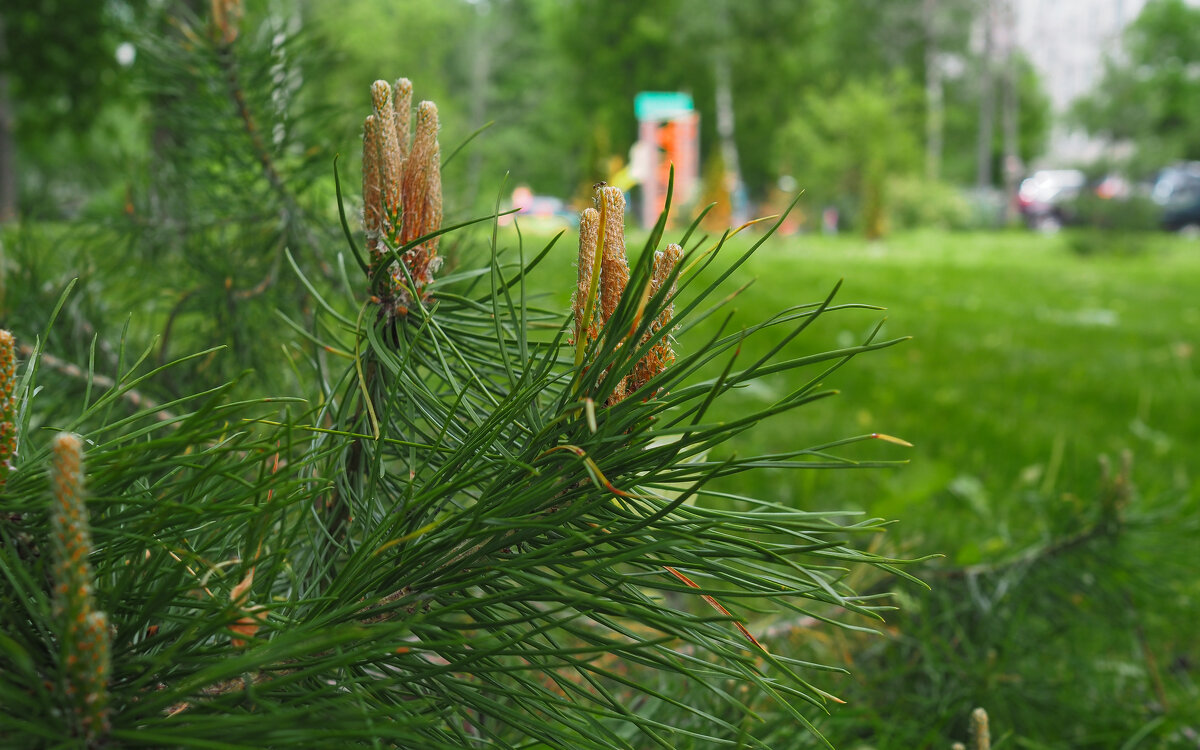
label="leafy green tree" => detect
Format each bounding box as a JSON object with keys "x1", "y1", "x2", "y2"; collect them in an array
[
  {"x1": 1073, "y1": 0, "x2": 1200, "y2": 166},
  {"x1": 941, "y1": 50, "x2": 1049, "y2": 187},
  {"x1": 0, "y1": 0, "x2": 144, "y2": 220},
  {"x1": 777, "y1": 76, "x2": 923, "y2": 238}
]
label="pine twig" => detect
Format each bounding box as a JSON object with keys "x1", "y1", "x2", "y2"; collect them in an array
[{"x1": 18, "y1": 344, "x2": 176, "y2": 422}]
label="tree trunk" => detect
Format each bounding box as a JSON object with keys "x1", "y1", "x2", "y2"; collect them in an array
[
  {"x1": 976, "y1": 0, "x2": 995, "y2": 190},
  {"x1": 999, "y1": 0, "x2": 1021, "y2": 223},
  {"x1": 924, "y1": 0, "x2": 944, "y2": 183},
  {"x1": 0, "y1": 12, "x2": 18, "y2": 223}
]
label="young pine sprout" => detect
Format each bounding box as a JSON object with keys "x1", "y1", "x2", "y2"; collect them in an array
[
  {"x1": 49, "y1": 433, "x2": 111, "y2": 745},
  {"x1": 0, "y1": 330, "x2": 16, "y2": 489},
  {"x1": 361, "y1": 78, "x2": 443, "y2": 315},
  {"x1": 572, "y1": 186, "x2": 681, "y2": 404}
]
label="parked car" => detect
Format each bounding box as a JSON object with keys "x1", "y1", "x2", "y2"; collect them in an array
[
  {"x1": 1017, "y1": 169, "x2": 1086, "y2": 231},
  {"x1": 1152, "y1": 163, "x2": 1200, "y2": 235}
]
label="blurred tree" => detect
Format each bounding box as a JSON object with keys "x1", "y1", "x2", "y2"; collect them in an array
[
  {"x1": 777, "y1": 75, "x2": 923, "y2": 238},
  {"x1": 1073, "y1": 0, "x2": 1200, "y2": 168},
  {"x1": 546, "y1": 0, "x2": 692, "y2": 201},
  {"x1": 296, "y1": 0, "x2": 1050, "y2": 212},
  {"x1": 0, "y1": 0, "x2": 143, "y2": 220},
  {"x1": 106, "y1": 0, "x2": 341, "y2": 395},
  {"x1": 941, "y1": 51, "x2": 1048, "y2": 187},
  {"x1": 1, "y1": 0, "x2": 1053, "y2": 225},
  {"x1": 456, "y1": 0, "x2": 581, "y2": 207}
]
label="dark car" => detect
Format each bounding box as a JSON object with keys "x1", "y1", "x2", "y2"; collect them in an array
[{"x1": 1153, "y1": 163, "x2": 1200, "y2": 235}]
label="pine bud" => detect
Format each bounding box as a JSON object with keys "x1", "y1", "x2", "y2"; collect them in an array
[
  {"x1": 401, "y1": 101, "x2": 440, "y2": 246},
  {"x1": 596, "y1": 186, "x2": 629, "y2": 327},
  {"x1": 362, "y1": 114, "x2": 384, "y2": 248},
  {"x1": 422, "y1": 138, "x2": 444, "y2": 257},
  {"x1": 371, "y1": 80, "x2": 404, "y2": 222},
  {"x1": 573, "y1": 209, "x2": 601, "y2": 345},
  {"x1": 399, "y1": 101, "x2": 442, "y2": 303},
  {"x1": 0, "y1": 330, "x2": 16, "y2": 488},
  {"x1": 392, "y1": 78, "x2": 413, "y2": 161},
  {"x1": 970, "y1": 707, "x2": 990, "y2": 750},
  {"x1": 593, "y1": 186, "x2": 630, "y2": 405},
  {"x1": 50, "y1": 433, "x2": 110, "y2": 743},
  {"x1": 630, "y1": 243, "x2": 682, "y2": 393}
]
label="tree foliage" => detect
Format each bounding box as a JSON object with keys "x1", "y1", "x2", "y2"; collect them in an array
[
  {"x1": 2, "y1": 0, "x2": 1056, "y2": 231},
  {"x1": 777, "y1": 76, "x2": 923, "y2": 238},
  {"x1": 1073, "y1": 0, "x2": 1200, "y2": 166}
]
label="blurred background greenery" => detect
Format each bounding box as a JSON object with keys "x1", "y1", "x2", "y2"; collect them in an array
[{"x1": 1, "y1": 0, "x2": 1198, "y2": 747}]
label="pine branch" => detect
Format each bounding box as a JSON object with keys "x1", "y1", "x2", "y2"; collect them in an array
[{"x1": 18, "y1": 343, "x2": 175, "y2": 422}]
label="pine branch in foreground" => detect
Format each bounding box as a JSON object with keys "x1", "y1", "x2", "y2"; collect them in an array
[
  {"x1": 274, "y1": 77, "x2": 917, "y2": 747},
  {"x1": 0, "y1": 67, "x2": 916, "y2": 749}
]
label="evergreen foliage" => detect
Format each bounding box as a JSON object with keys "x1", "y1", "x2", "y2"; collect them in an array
[
  {"x1": 0, "y1": 5, "x2": 915, "y2": 747},
  {"x1": 12, "y1": 3, "x2": 1192, "y2": 748}
]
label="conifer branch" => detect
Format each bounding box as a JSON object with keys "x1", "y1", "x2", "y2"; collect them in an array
[
  {"x1": 17, "y1": 343, "x2": 175, "y2": 422},
  {"x1": 203, "y1": 0, "x2": 326, "y2": 262}
]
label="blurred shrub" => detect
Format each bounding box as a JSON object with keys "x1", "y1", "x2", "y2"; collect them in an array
[
  {"x1": 825, "y1": 453, "x2": 1200, "y2": 747},
  {"x1": 1065, "y1": 193, "x2": 1162, "y2": 256},
  {"x1": 888, "y1": 176, "x2": 975, "y2": 231},
  {"x1": 1071, "y1": 193, "x2": 1161, "y2": 231}
]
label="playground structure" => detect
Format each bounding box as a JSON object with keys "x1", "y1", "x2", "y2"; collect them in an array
[{"x1": 633, "y1": 92, "x2": 700, "y2": 228}]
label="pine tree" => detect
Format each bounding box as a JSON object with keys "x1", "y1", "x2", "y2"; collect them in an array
[{"x1": 0, "y1": 3, "x2": 916, "y2": 747}]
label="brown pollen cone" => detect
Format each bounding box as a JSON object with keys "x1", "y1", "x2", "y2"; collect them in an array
[
  {"x1": 362, "y1": 115, "x2": 384, "y2": 252},
  {"x1": 0, "y1": 330, "x2": 16, "y2": 488},
  {"x1": 573, "y1": 208, "x2": 600, "y2": 345},
  {"x1": 630, "y1": 243, "x2": 682, "y2": 394},
  {"x1": 392, "y1": 78, "x2": 413, "y2": 161},
  {"x1": 371, "y1": 80, "x2": 404, "y2": 224},
  {"x1": 594, "y1": 186, "x2": 630, "y2": 404},
  {"x1": 50, "y1": 433, "x2": 111, "y2": 742},
  {"x1": 399, "y1": 101, "x2": 442, "y2": 301},
  {"x1": 596, "y1": 186, "x2": 629, "y2": 327}
]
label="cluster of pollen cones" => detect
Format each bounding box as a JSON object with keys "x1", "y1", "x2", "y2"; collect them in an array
[
  {"x1": 362, "y1": 78, "x2": 443, "y2": 313},
  {"x1": 573, "y1": 186, "x2": 682, "y2": 404}
]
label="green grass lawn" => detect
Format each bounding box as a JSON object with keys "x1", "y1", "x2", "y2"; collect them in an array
[
  {"x1": 510, "y1": 225, "x2": 1199, "y2": 563},
  {"x1": 507, "y1": 224, "x2": 1200, "y2": 745},
  {"x1": 698, "y1": 229, "x2": 1198, "y2": 560}
]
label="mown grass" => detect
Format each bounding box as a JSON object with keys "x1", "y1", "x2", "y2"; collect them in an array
[
  {"x1": 510, "y1": 225, "x2": 1199, "y2": 563},
  {"x1": 507, "y1": 223, "x2": 1200, "y2": 745}
]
